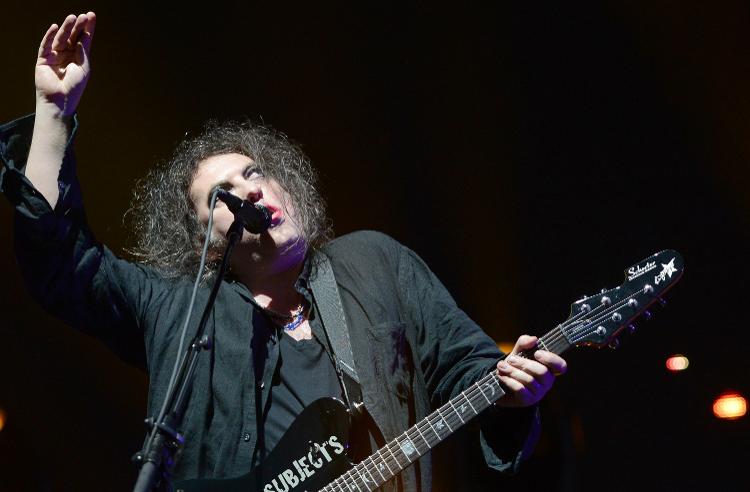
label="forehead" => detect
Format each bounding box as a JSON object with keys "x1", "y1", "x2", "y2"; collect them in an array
[{"x1": 190, "y1": 152, "x2": 254, "y2": 190}]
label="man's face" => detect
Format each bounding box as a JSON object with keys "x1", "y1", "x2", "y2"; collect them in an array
[{"x1": 189, "y1": 152, "x2": 305, "y2": 269}]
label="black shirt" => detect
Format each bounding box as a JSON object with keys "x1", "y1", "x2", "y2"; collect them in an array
[{"x1": 265, "y1": 333, "x2": 342, "y2": 454}]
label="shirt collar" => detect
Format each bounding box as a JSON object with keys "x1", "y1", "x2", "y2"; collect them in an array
[{"x1": 226, "y1": 251, "x2": 316, "y2": 303}]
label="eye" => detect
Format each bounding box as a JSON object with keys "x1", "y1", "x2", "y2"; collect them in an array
[{"x1": 244, "y1": 165, "x2": 262, "y2": 179}]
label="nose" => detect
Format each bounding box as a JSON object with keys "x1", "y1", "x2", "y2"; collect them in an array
[{"x1": 237, "y1": 180, "x2": 263, "y2": 204}]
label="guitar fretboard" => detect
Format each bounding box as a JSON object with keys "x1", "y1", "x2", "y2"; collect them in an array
[
  {"x1": 321, "y1": 324, "x2": 571, "y2": 492},
  {"x1": 321, "y1": 371, "x2": 504, "y2": 492}
]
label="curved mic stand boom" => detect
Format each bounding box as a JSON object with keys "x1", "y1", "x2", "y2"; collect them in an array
[{"x1": 131, "y1": 218, "x2": 245, "y2": 492}]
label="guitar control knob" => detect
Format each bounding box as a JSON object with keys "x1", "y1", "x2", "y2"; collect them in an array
[
  {"x1": 658, "y1": 298, "x2": 667, "y2": 306},
  {"x1": 608, "y1": 339, "x2": 620, "y2": 350},
  {"x1": 595, "y1": 326, "x2": 606, "y2": 336},
  {"x1": 611, "y1": 313, "x2": 622, "y2": 322},
  {"x1": 601, "y1": 296, "x2": 611, "y2": 306},
  {"x1": 644, "y1": 284, "x2": 654, "y2": 295},
  {"x1": 628, "y1": 299, "x2": 638, "y2": 308},
  {"x1": 628, "y1": 324, "x2": 636, "y2": 333},
  {"x1": 643, "y1": 310, "x2": 652, "y2": 320}
]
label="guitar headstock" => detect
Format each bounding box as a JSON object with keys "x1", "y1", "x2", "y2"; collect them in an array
[{"x1": 561, "y1": 250, "x2": 684, "y2": 349}]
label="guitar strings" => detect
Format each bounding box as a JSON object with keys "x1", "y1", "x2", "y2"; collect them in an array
[
  {"x1": 541, "y1": 286, "x2": 651, "y2": 351},
  {"x1": 326, "y1": 371, "x2": 503, "y2": 491},
  {"x1": 326, "y1": 286, "x2": 663, "y2": 491},
  {"x1": 327, "y1": 293, "x2": 647, "y2": 491},
  {"x1": 528, "y1": 287, "x2": 647, "y2": 353}
]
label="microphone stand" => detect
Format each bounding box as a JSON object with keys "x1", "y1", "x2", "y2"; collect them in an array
[{"x1": 131, "y1": 219, "x2": 245, "y2": 492}]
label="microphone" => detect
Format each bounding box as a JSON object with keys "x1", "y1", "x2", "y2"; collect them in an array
[{"x1": 214, "y1": 188, "x2": 272, "y2": 234}]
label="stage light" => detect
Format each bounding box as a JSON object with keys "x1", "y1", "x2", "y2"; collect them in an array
[
  {"x1": 665, "y1": 354, "x2": 689, "y2": 372},
  {"x1": 713, "y1": 392, "x2": 747, "y2": 420},
  {"x1": 0, "y1": 408, "x2": 5, "y2": 432},
  {"x1": 498, "y1": 342, "x2": 514, "y2": 354}
]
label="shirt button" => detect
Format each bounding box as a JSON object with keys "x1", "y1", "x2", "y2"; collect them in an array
[
  {"x1": 259, "y1": 382, "x2": 265, "y2": 389},
  {"x1": 243, "y1": 432, "x2": 251, "y2": 442}
]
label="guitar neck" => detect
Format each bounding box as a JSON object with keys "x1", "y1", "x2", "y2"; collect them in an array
[{"x1": 322, "y1": 327, "x2": 571, "y2": 491}]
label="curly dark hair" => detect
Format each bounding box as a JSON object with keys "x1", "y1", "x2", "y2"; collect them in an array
[{"x1": 124, "y1": 119, "x2": 333, "y2": 279}]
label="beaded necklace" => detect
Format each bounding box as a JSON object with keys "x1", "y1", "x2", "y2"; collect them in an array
[{"x1": 261, "y1": 303, "x2": 307, "y2": 331}]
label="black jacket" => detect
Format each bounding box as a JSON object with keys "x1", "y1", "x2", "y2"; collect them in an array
[{"x1": 0, "y1": 114, "x2": 540, "y2": 491}]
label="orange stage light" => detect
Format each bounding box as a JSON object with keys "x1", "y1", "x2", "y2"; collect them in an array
[
  {"x1": 498, "y1": 342, "x2": 514, "y2": 354},
  {"x1": 713, "y1": 392, "x2": 747, "y2": 420},
  {"x1": 0, "y1": 408, "x2": 5, "y2": 432}
]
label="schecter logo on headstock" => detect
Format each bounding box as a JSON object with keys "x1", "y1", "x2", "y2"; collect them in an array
[
  {"x1": 627, "y1": 261, "x2": 657, "y2": 280},
  {"x1": 654, "y1": 258, "x2": 677, "y2": 285}
]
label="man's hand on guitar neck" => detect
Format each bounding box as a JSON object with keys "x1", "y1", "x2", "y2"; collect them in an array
[{"x1": 494, "y1": 335, "x2": 567, "y2": 408}]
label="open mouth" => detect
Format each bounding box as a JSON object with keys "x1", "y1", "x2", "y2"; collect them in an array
[{"x1": 263, "y1": 204, "x2": 284, "y2": 227}]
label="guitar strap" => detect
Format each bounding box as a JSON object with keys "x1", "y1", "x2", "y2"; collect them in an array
[{"x1": 309, "y1": 253, "x2": 363, "y2": 410}]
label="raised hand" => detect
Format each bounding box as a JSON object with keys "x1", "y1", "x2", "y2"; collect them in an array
[{"x1": 35, "y1": 12, "x2": 96, "y2": 116}]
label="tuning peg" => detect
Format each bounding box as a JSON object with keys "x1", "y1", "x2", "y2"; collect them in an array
[
  {"x1": 658, "y1": 298, "x2": 667, "y2": 307},
  {"x1": 608, "y1": 339, "x2": 620, "y2": 350},
  {"x1": 643, "y1": 310, "x2": 652, "y2": 320},
  {"x1": 628, "y1": 324, "x2": 636, "y2": 334}
]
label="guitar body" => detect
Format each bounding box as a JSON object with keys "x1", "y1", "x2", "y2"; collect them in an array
[{"x1": 175, "y1": 398, "x2": 353, "y2": 492}]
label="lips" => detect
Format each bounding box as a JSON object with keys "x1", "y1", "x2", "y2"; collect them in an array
[{"x1": 262, "y1": 203, "x2": 284, "y2": 227}]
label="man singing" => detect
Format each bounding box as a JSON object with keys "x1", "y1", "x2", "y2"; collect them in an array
[{"x1": 0, "y1": 12, "x2": 567, "y2": 491}]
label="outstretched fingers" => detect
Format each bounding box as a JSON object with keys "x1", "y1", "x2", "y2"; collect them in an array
[
  {"x1": 51, "y1": 14, "x2": 77, "y2": 54},
  {"x1": 38, "y1": 23, "x2": 59, "y2": 58},
  {"x1": 79, "y1": 12, "x2": 96, "y2": 54},
  {"x1": 72, "y1": 13, "x2": 96, "y2": 64},
  {"x1": 70, "y1": 12, "x2": 95, "y2": 48}
]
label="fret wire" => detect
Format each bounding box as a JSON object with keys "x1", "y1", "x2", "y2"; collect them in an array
[
  {"x1": 357, "y1": 450, "x2": 395, "y2": 483},
  {"x1": 356, "y1": 462, "x2": 378, "y2": 491},
  {"x1": 377, "y1": 447, "x2": 396, "y2": 476},
  {"x1": 435, "y1": 407, "x2": 454, "y2": 432},
  {"x1": 411, "y1": 420, "x2": 431, "y2": 449},
  {"x1": 337, "y1": 469, "x2": 354, "y2": 491},
  {"x1": 355, "y1": 477, "x2": 366, "y2": 492},
  {"x1": 448, "y1": 400, "x2": 466, "y2": 423},
  {"x1": 368, "y1": 454, "x2": 388, "y2": 482},
  {"x1": 538, "y1": 337, "x2": 550, "y2": 351},
  {"x1": 384, "y1": 439, "x2": 405, "y2": 470},
  {"x1": 357, "y1": 445, "x2": 397, "y2": 489},
  {"x1": 395, "y1": 435, "x2": 414, "y2": 463},
  {"x1": 336, "y1": 471, "x2": 351, "y2": 491},
  {"x1": 357, "y1": 466, "x2": 376, "y2": 492},
  {"x1": 457, "y1": 384, "x2": 493, "y2": 416},
  {"x1": 425, "y1": 413, "x2": 443, "y2": 440},
  {"x1": 449, "y1": 407, "x2": 467, "y2": 428},
  {"x1": 475, "y1": 381, "x2": 492, "y2": 404},
  {"x1": 347, "y1": 474, "x2": 364, "y2": 492}
]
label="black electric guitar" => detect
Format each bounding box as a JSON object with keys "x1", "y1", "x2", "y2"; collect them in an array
[{"x1": 175, "y1": 250, "x2": 684, "y2": 492}]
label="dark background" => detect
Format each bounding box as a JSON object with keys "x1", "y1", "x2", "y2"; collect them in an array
[{"x1": 1, "y1": 2, "x2": 748, "y2": 491}]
